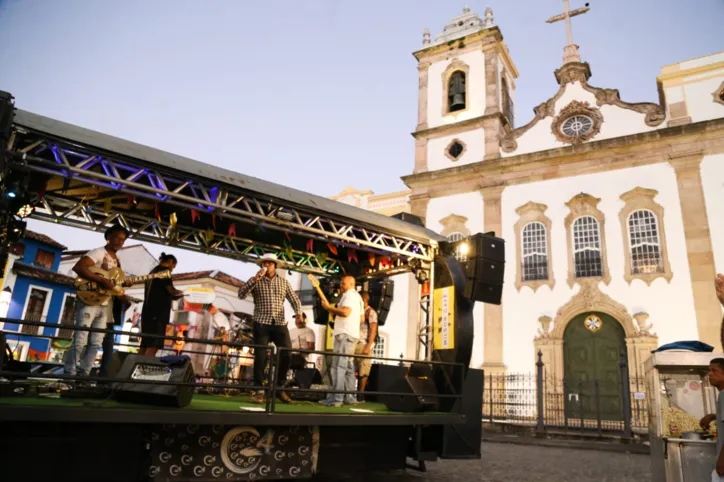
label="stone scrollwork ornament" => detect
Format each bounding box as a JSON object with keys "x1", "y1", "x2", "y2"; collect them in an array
[{"x1": 551, "y1": 101, "x2": 604, "y2": 145}]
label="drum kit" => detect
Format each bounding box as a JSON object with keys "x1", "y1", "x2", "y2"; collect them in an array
[{"x1": 203, "y1": 313, "x2": 256, "y2": 395}]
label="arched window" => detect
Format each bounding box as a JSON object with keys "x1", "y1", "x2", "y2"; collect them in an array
[
  {"x1": 448, "y1": 71, "x2": 466, "y2": 112},
  {"x1": 521, "y1": 222, "x2": 548, "y2": 281},
  {"x1": 448, "y1": 232, "x2": 465, "y2": 242},
  {"x1": 448, "y1": 232, "x2": 468, "y2": 262},
  {"x1": 572, "y1": 216, "x2": 603, "y2": 278},
  {"x1": 628, "y1": 209, "x2": 663, "y2": 274}
]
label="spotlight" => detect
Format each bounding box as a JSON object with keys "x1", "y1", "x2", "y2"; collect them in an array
[
  {"x1": 459, "y1": 242, "x2": 469, "y2": 256},
  {"x1": 17, "y1": 204, "x2": 33, "y2": 218},
  {"x1": 7, "y1": 191, "x2": 16, "y2": 199}
]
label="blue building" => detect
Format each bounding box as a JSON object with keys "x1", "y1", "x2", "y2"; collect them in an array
[{"x1": 0, "y1": 230, "x2": 77, "y2": 362}]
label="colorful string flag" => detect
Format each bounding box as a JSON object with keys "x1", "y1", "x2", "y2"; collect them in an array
[
  {"x1": 317, "y1": 252, "x2": 329, "y2": 265},
  {"x1": 368, "y1": 252, "x2": 376, "y2": 266},
  {"x1": 327, "y1": 243, "x2": 338, "y2": 255},
  {"x1": 103, "y1": 198, "x2": 112, "y2": 215},
  {"x1": 169, "y1": 212, "x2": 178, "y2": 229},
  {"x1": 347, "y1": 249, "x2": 358, "y2": 263},
  {"x1": 191, "y1": 209, "x2": 200, "y2": 224},
  {"x1": 154, "y1": 204, "x2": 161, "y2": 221},
  {"x1": 306, "y1": 239, "x2": 314, "y2": 253},
  {"x1": 212, "y1": 213, "x2": 217, "y2": 229},
  {"x1": 126, "y1": 194, "x2": 136, "y2": 209},
  {"x1": 203, "y1": 229, "x2": 215, "y2": 243},
  {"x1": 37, "y1": 183, "x2": 46, "y2": 201},
  {"x1": 228, "y1": 223, "x2": 237, "y2": 237}
]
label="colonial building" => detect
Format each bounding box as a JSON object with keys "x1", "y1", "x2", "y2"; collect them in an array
[{"x1": 334, "y1": 6, "x2": 724, "y2": 387}]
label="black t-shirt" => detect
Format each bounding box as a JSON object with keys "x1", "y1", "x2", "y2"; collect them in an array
[{"x1": 143, "y1": 266, "x2": 174, "y2": 314}]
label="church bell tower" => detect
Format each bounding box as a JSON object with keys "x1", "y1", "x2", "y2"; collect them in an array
[{"x1": 412, "y1": 6, "x2": 519, "y2": 175}]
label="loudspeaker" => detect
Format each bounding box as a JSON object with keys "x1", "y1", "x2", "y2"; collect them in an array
[
  {"x1": 366, "y1": 364, "x2": 406, "y2": 402},
  {"x1": 460, "y1": 232, "x2": 505, "y2": 305},
  {"x1": 367, "y1": 278, "x2": 394, "y2": 326},
  {"x1": 409, "y1": 362, "x2": 434, "y2": 379},
  {"x1": 112, "y1": 355, "x2": 195, "y2": 408},
  {"x1": 312, "y1": 278, "x2": 340, "y2": 326},
  {"x1": 107, "y1": 351, "x2": 132, "y2": 380},
  {"x1": 380, "y1": 376, "x2": 439, "y2": 413},
  {"x1": 390, "y1": 212, "x2": 425, "y2": 228},
  {"x1": 295, "y1": 367, "x2": 322, "y2": 389}
]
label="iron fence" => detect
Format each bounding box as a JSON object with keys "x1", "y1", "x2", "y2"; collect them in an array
[{"x1": 482, "y1": 350, "x2": 650, "y2": 437}]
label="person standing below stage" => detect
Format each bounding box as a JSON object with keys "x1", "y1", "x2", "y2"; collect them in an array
[
  {"x1": 237, "y1": 253, "x2": 303, "y2": 404},
  {"x1": 289, "y1": 313, "x2": 315, "y2": 368},
  {"x1": 139, "y1": 253, "x2": 184, "y2": 357},
  {"x1": 354, "y1": 291, "x2": 378, "y2": 399},
  {"x1": 319, "y1": 275, "x2": 363, "y2": 407},
  {"x1": 64, "y1": 225, "x2": 132, "y2": 381}
]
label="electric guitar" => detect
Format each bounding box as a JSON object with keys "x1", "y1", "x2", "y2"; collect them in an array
[
  {"x1": 306, "y1": 274, "x2": 330, "y2": 306},
  {"x1": 74, "y1": 266, "x2": 172, "y2": 306}
]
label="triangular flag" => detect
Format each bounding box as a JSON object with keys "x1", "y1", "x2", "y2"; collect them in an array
[
  {"x1": 191, "y1": 209, "x2": 200, "y2": 224},
  {"x1": 154, "y1": 204, "x2": 161, "y2": 221},
  {"x1": 38, "y1": 183, "x2": 46, "y2": 201},
  {"x1": 368, "y1": 252, "x2": 376, "y2": 266},
  {"x1": 228, "y1": 224, "x2": 236, "y2": 237},
  {"x1": 103, "y1": 198, "x2": 112, "y2": 215},
  {"x1": 169, "y1": 212, "x2": 178, "y2": 228},
  {"x1": 212, "y1": 213, "x2": 217, "y2": 229},
  {"x1": 306, "y1": 239, "x2": 314, "y2": 253},
  {"x1": 347, "y1": 249, "x2": 358, "y2": 263},
  {"x1": 327, "y1": 243, "x2": 338, "y2": 255}
]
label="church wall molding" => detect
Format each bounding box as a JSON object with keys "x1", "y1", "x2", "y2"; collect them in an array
[
  {"x1": 401, "y1": 118, "x2": 724, "y2": 197},
  {"x1": 711, "y1": 81, "x2": 724, "y2": 106},
  {"x1": 411, "y1": 112, "x2": 502, "y2": 140},
  {"x1": 438, "y1": 213, "x2": 471, "y2": 238}
]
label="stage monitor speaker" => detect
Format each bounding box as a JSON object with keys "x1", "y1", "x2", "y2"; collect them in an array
[
  {"x1": 367, "y1": 278, "x2": 394, "y2": 326},
  {"x1": 460, "y1": 232, "x2": 505, "y2": 305},
  {"x1": 409, "y1": 362, "x2": 434, "y2": 379},
  {"x1": 390, "y1": 212, "x2": 425, "y2": 228},
  {"x1": 366, "y1": 364, "x2": 407, "y2": 402},
  {"x1": 112, "y1": 355, "x2": 195, "y2": 408},
  {"x1": 107, "y1": 351, "x2": 132, "y2": 380},
  {"x1": 380, "y1": 376, "x2": 440, "y2": 413},
  {"x1": 295, "y1": 367, "x2": 322, "y2": 389}
]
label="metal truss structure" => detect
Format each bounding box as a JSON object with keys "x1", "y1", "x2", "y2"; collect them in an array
[{"x1": 5, "y1": 121, "x2": 436, "y2": 278}]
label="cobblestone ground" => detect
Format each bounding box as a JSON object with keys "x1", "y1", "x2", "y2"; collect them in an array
[{"x1": 314, "y1": 442, "x2": 652, "y2": 482}]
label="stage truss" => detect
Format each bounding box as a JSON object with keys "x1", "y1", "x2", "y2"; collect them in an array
[{"x1": 4, "y1": 123, "x2": 435, "y2": 278}]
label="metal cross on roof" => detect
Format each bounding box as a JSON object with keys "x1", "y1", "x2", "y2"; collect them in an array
[{"x1": 546, "y1": 0, "x2": 591, "y2": 65}]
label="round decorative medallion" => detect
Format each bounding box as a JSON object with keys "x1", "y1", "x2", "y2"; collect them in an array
[
  {"x1": 584, "y1": 314, "x2": 602, "y2": 333},
  {"x1": 551, "y1": 100, "x2": 603, "y2": 145},
  {"x1": 561, "y1": 115, "x2": 593, "y2": 137}
]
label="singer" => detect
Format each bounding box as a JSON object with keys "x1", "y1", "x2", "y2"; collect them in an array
[{"x1": 237, "y1": 253, "x2": 303, "y2": 404}]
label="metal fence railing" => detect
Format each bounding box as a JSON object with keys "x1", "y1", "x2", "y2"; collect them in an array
[
  {"x1": 482, "y1": 350, "x2": 649, "y2": 438},
  {"x1": 0, "y1": 317, "x2": 466, "y2": 416}
]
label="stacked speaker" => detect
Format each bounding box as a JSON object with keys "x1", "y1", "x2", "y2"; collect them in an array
[
  {"x1": 367, "y1": 278, "x2": 394, "y2": 325},
  {"x1": 460, "y1": 232, "x2": 505, "y2": 305},
  {"x1": 312, "y1": 277, "x2": 340, "y2": 325}
]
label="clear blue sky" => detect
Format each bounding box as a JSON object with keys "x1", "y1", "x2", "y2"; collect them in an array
[{"x1": 0, "y1": 0, "x2": 720, "y2": 274}]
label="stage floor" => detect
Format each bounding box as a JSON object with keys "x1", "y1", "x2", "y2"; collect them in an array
[{"x1": 0, "y1": 392, "x2": 465, "y2": 426}]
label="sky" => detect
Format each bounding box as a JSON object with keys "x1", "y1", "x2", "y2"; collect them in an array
[{"x1": 0, "y1": 0, "x2": 721, "y2": 276}]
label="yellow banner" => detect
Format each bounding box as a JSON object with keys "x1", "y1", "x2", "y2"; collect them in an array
[
  {"x1": 433, "y1": 286, "x2": 455, "y2": 350},
  {"x1": 324, "y1": 307, "x2": 336, "y2": 351}
]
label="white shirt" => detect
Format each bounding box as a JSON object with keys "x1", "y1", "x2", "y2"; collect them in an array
[
  {"x1": 84, "y1": 247, "x2": 120, "y2": 306},
  {"x1": 333, "y1": 289, "x2": 363, "y2": 340},
  {"x1": 289, "y1": 326, "x2": 315, "y2": 350}
]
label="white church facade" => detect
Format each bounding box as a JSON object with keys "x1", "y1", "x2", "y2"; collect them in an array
[{"x1": 331, "y1": 6, "x2": 724, "y2": 382}]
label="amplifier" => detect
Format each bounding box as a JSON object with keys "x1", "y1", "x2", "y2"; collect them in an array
[{"x1": 111, "y1": 355, "x2": 195, "y2": 408}]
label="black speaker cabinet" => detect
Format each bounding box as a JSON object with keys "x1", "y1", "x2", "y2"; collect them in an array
[
  {"x1": 461, "y1": 232, "x2": 505, "y2": 305},
  {"x1": 380, "y1": 376, "x2": 439, "y2": 413},
  {"x1": 368, "y1": 278, "x2": 394, "y2": 326},
  {"x1": 366, "y1": 364, "x2": 406, "y2": 402},
  {"x1": 107, "y1": 351, "x2": 132, "y2": 380},
  {"x1": 112, "y1": 355, "x2": 195, "y2": 408},
  {"x1": 295, "y1": 367, "x2": 322, "y2": 389}
]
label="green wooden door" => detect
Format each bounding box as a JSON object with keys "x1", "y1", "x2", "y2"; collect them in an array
[{"x1": 563, "y1": 312, "x2": 625, "y2": 422}]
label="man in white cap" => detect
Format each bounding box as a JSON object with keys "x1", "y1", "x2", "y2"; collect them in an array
[{"x1": 238, "y1": 253, "x2": 303, "y2": 404}]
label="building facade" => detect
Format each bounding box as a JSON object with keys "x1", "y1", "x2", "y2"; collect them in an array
[{"x1": 334, "y1": 7, "x2": 724, "y2": 386}]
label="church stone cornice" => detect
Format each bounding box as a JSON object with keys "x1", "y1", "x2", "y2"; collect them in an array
[
  {"x1": 402, "y1": 117, "x2": 724, "y2": 196},
  {"x1": 411, "y1": 112, "x2": 505, "y2": 140}
]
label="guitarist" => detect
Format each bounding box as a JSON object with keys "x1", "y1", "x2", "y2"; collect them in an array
[
  {"x1": 138, "y1": 253, "x2": 184, "y2": 357},
  {"x1": 63, "y1": 225, "x2": 132, "y2": 382}
]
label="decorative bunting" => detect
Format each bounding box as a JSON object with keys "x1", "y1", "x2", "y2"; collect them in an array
[
  {"x1": 154, "y1": 204, "x2": 161, "y2": 221},
  {"x1": 327, "y1": 243, "x2": 338, "y2": 255},
  {"x1": 347, "y1": 249, "x2": 358, "y2": 263},
  {"x1": 212, "y1": 213, "x2": 217, "y2": 229},
  {"x1": 317, "y1": 253, "x2": 329, "y2": 265},
  {"x1": 103, "y1": 198, "x2": 112, "y2": 215},
  {"x1": 203, "y1": 229, "x2": 215, "y2": 243},
  {"x1": 169, "y1": 212, "x2": 178, "y2": 229},
  {"x1": 191, "y1": 209, "x2": 200, "y2": 224},
  {"x1": 228, "y1": 224, "x2": 236, "y2": 237},
  {"x1": 368, "y1": 252, "x2": 376, "y2": 266},
  {"x1": 306, "y1": 239, "x2": 313, "y2": 253},
  {"x1": 38, "y1": 183, "x2": 46, "y2": 201},
  {"x1": 127, "y1": 194, "x2": 136, "y2": 209}
]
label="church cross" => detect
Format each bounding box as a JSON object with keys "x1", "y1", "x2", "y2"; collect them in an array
[{"x1": 546, "y1": 0, "x2": 591, "y2": 64}]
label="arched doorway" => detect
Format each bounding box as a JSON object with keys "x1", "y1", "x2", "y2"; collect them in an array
[{"x1": 563, "y1": 311, "x2": 626, "y2": 422}]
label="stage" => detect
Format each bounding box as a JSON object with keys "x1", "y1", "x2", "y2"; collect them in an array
[{"x1": 0, "y1": 391, "x2": 464, "y2": 426}]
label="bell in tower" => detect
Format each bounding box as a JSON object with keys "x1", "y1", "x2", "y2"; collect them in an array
[{"x1": 448, "y1": 71, "x2": 466, "y2": 112}]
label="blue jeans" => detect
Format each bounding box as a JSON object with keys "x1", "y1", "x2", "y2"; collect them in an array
[
  {"x1": 63, "y1": 302, "x2": 108, "y2": 376},
  {"x1": 326, "y1": 333, "x2": 358, "y2": 404}
]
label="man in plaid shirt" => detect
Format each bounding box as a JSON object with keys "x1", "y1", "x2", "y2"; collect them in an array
[{"x1": 238, "y1": 253, "x2": 303, "y2": 404}]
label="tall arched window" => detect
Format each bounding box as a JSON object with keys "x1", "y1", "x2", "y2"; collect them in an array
[
  {"x1": 572, "y1": 216, "x2": 603, "y2": 278},
  {"x1": 448, "y1": 71, "x2": 466, "y2": 112},
  {"x1": 522, "y1": 222, "x2": 548, "y2": 281},
  {"x1": 372, "y1": 333, "x2": 387, "y2": 363},
  {"x1": 628, "y1": 209, "x2": 663, "y2": 274}
]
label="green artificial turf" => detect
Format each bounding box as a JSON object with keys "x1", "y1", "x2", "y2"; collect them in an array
[{"x1": 0, "y1": 393, "x2": 444, "y2": 415}]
